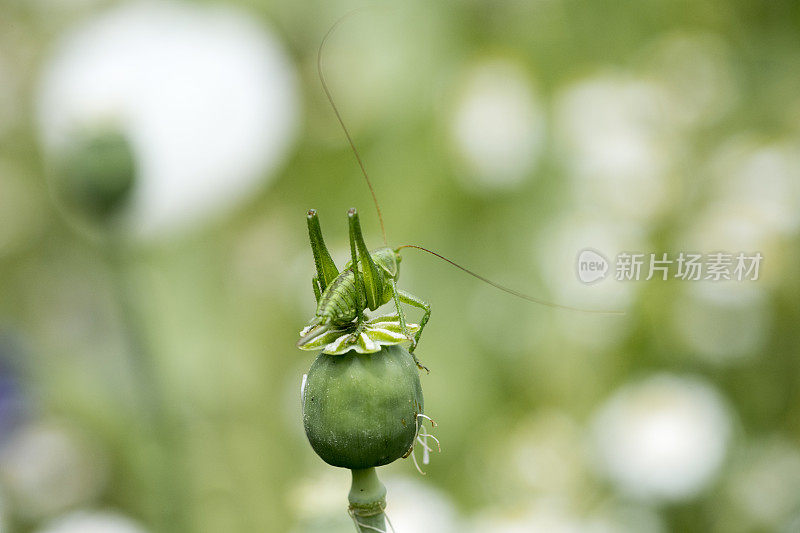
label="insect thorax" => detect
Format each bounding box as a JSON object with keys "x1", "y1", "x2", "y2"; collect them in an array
[{"x1": 370, "y1": 247, "x2": 399, "y2": 279}]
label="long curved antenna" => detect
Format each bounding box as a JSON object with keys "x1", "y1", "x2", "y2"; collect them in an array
[
  {"x1": 397, "y1": 245, "x2": 624, "y2": 314},
  {"x1": 318, "y1": 12, "x2": 387, "y2": 245}
]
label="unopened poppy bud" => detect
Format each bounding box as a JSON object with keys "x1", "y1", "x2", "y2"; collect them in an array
[
  {"x1": 53, "y1": 129, "x2": 135, "y2": 222},
  {"x1": 302, "y1": 344, "x2": 423, "y2": 469}
]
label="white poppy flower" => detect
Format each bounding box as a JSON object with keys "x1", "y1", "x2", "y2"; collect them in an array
[
  {"x1": 591, "y1": 374, "x2": 732, "y2": 502},
  {"x1": 37, "y1": 1, "x2": 299, "y2": 238}
]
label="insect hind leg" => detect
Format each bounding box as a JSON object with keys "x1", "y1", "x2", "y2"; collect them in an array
[
  {"x1": 390, "y1": 284, "x2": 431, "y2": 372},
  {"x1": 312, "y1": 276, "x2": 322, "y2": 304},
  {"x1": 306, "y1": 209, "x2": 339, "y2": 292},
  {"x1": 397, "y1": 289, "x2": 431, "y2": 349}
]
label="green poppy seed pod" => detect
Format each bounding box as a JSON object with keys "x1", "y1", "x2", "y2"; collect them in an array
[
  {"x1": 302, "y1": 344, "x2": 423, "y2": 469},
  {"x1": 53, "y1": 129, "x2": 135, "y2": 222}
]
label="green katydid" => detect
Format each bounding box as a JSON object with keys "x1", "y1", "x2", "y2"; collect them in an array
[
  {"x1": 297, "y1": 207, "x2": 430, "y2": 365},
  {"x1": 297, "y1": 16, "x2": 620, "y2": 368}
]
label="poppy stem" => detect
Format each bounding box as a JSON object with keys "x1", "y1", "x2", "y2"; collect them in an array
[{"x1": 348, "y1": 468, "x2": 388, "y2": 532}]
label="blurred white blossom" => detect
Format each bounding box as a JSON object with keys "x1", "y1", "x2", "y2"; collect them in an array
[
  {"x1": 672, "y1": 282, "x2": 769, "y2": 365},
  {"x1": 468, "y1": 498, "x2": 664, "y2": 533},
  {"x1": 0, "y1": 421, "x2": 108, "y2": 519},
  {"x1": 555, "y1": 74, "x2": 677, "y2": 223},
  {"x1": 706, "y1": 137, "x2": 800, "y2": 238},
  {"x1": 725, "y1": 437, "x2": 800, "y2": 530},
  {"x1": 383, "y1": 476, "x2": 460, "y2": 533},
  {"x1": 36, "y1": 510, "x2": 148, "y2": 533},
  {"x1": 450, "y1": 58, "x2": 545, "y2": 191},
  {"x1": 642, "y1": 33, "x2": 738, "y2": 127},
  {"x1": 37, "y1": 1, "x2": 299, "y2": 238},
  {"x1": 591, "y1": 374, "x2": 732, "y2": 502},
  {"x1": 496, "y1": 411, "x2": 589, "y2": 498},
  {"x1": 533, "y1": 212, "x2": 640, "y2": 351}
]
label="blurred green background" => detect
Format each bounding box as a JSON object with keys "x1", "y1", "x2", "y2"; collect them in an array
[{"x1": 1, "y1": 0, "x2": 799, "y2": 532}]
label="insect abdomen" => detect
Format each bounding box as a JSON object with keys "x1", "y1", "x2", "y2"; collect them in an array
[{"x1": 316, "y1": 269, "x2": 363, "y2": 324}]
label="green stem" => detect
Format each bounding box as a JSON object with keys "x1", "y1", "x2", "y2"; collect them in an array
[
  {"x1": 105, "y1": 241, "x2": 190, "y2": 533},
  {"x1": 348, "y1": 468, "x2": 388, "y2": 532}
]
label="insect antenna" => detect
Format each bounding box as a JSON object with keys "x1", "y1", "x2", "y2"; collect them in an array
[
  {"x1": 397, "y1": 245, "x2": 624, "y2": 314},
  {"x1": 318, "y1": 12, "x2": 388, "y2": 245}
]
